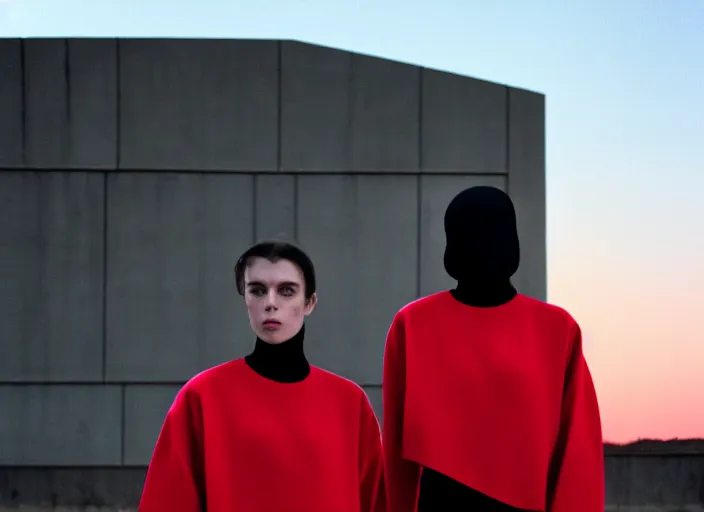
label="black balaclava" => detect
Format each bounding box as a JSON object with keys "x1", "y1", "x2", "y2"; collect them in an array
[
  {"x1": 245, "y1": 324, "x2": 310, "y2": 383},
  {"x1": 443, "y1": 185, "x2": 520, "y2": 307}
]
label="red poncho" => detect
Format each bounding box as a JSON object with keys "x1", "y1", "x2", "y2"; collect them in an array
[
  {"x1": 140, "y1": 359, "x2": 385, "y2": 512},
  {"x1": 383, "y1": 291, "x2": 604, "y2": 511}
]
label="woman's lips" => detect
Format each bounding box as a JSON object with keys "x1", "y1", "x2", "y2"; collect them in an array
[{"x1": 262, "y1": 320, "x2": 281, "y2": 330}]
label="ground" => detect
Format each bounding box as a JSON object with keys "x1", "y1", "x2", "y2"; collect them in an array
[{"x1": 604, "y1": 438, "x2": 704, "y2": 455}]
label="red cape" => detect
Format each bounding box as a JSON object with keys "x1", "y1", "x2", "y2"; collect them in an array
[{"x1": 382, "y1": 291, "x2": 604, "y2": 511}]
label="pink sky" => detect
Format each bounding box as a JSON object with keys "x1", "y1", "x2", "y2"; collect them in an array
[{"x1": 550, "y1": 232, "x2": 704, "y2": 443}]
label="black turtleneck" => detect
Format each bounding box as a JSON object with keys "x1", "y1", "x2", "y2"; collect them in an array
[
  {"x1": 244, "y1": 324, "x2": 310, "y2": 383},
  {"x1": 450, "y1": 279, "x2": 517, "y2": 308},
  {"x1": 417, "y1": 185, "x2": 525, "y2": 512}
]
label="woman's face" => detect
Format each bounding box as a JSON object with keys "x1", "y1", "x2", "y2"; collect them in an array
[{"x1": 243, "y1": 257, "x2": 317, "y2": 344}]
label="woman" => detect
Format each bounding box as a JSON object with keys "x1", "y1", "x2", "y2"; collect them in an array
[
  {"x1": 139, "y1": 240, "x2": 386, "y2": 512},
  {"x1": 382, "y1": 186, "x2": 604, "y2": 511}
]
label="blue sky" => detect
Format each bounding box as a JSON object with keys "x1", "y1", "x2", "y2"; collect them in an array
[{"x1": 1, "y1": 0, "x2": 703, "y2": 440}]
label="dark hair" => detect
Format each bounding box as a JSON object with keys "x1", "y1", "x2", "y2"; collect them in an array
[{"x1": 234, "y1": 239, "x2": 317, "y2": 299}]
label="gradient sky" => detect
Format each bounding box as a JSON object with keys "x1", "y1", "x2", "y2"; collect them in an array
[{"x1": 2, "y1": 0, "x2": 702, "y2": 444}]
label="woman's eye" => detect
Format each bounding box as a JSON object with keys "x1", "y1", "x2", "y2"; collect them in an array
[{"x1": 280, "y1": 287, "x2": 294, "y2": 296}]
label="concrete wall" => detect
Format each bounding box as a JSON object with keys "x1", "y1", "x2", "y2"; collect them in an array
[
  {"x1": 605, "y1": 454, "x2": 704, "y2": 512},
  {"x1": 2, "y1": 455, "x2": 703, "y2": 511},
  {"x1": 1, "y1": 457, "x2": 702, "y2": 511},
  {"x1": 0, "y1": 37, "x2": 547, "y2": 507}
]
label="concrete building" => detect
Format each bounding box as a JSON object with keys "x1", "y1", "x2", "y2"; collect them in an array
[{"x1": 0, "y1": 37, "x2": 698, "y2": 511}]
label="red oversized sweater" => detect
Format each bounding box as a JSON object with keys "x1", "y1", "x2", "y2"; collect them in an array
[
  {"x1": 139, "y1": 359, "x2": 385, "y2": 512},
  {"x1": 382, "y1": 291, "x2": 604, "y2": 511}
]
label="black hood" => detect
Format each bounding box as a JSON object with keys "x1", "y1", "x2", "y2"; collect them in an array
[{"x1": 443, "y1": 185, "x2": 520, "y2": 283}]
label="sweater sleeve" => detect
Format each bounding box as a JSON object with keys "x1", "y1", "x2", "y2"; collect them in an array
[
  {"x1": 382, "y1": 313, "x2": 422, "y2": 512},
  {"x1": 358, "y1": 391, "x2": 387, "y2": 512},
  {"x1": 139, "y1": 387, "x2": 205, "y2": 512},
  {"x1": 546, "y1": 322, "x2": 605, "y2": 512}
]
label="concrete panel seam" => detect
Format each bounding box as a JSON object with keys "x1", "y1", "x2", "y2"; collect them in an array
[
  {"x1": 293, "y1": 174, "x2": 299, "y2": 240},
  {"x1": 0, "y1": 381, "x2": 192, "y2": 386},
  {"x1": 276, "y1": 41, "x2": 282, "y2": 172},
  {"x1": 504, "y1": 85, "x2": 510, "y2": 189},
  {"x1": 64, "y1": 39, "x2": 71, "y2": 132},
  {"x1": 120, "y1": 384, "x2": 126, "y2": 465},
  {"x1": 116, "y1": 39, "x2": 121, "y2": 169},
  {"x1": 252, "y1": 175, "x2": 258, "y2": 242},
  {"x1": 23, "y1": 168, "x2": 507, "y2": 176},
  {"x1": 102, "y1": 172, "x2": 108, "y2": 381},
  {"x1": 418, "y1": 67, "x2": 424, "y2": 169},
  {"x1": 20, "y1": 39, "x2": 26, "y2": 166},
  {"x1": 415, "y1": 173, "x2": 422, "y2": 298},
  {"x1": 5, "y1": 169, "x2": 506, "y2": 176}
]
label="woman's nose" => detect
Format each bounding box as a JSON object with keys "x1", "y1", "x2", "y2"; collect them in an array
[{"x1": 264, "y1": 291, "x2": 278, "y2": 309}]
